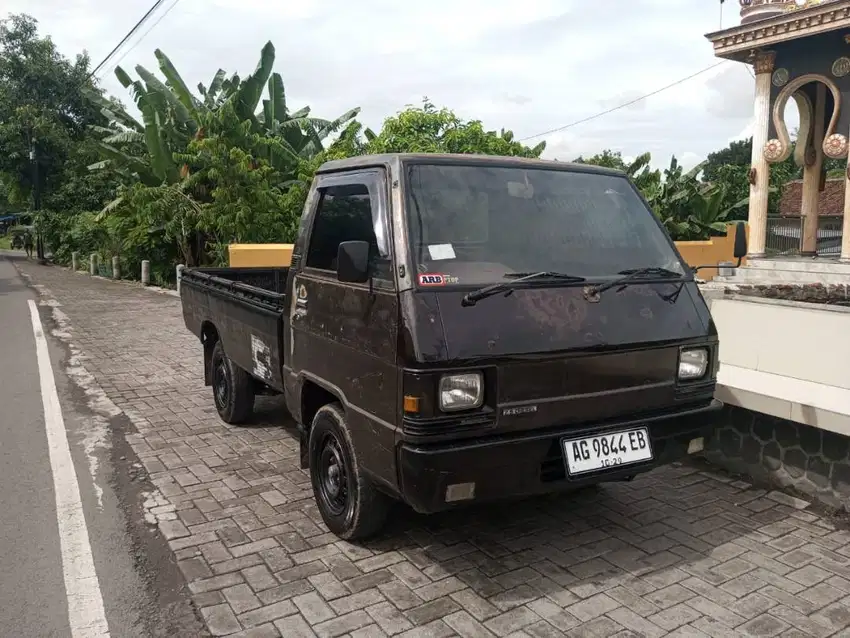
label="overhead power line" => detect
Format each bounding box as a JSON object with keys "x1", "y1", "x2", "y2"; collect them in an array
[
  {"x1": 518, "y1": 61, "x2": 728, "y2": 142},
  {"x1": 99, "y1": 0, "x2": 182, "y2": 78},
  {"x1": 88, "y1": 0, "x2": 169, "y2": 78}
]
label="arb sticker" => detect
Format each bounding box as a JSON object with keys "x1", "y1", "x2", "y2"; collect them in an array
[{"x1": 418, "y1": 273, "x2": 446, "y2": 286}]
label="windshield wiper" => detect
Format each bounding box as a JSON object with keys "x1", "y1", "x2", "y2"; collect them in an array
[
  {"x1": 461, "y1": 271, "x2": 586, "y2": 307},
  {"x1": 590, "y1": 267, "x2": 685, "y2": 296}
]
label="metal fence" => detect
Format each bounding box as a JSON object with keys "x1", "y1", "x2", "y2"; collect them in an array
[{"x1": 765, "y1": 216, "x2": 843, "y2": 257}]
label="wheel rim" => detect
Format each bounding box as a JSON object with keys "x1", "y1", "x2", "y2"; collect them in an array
[
  {"x1": 317, "y1": 432, "x2": 350, "y2": 517},
  {"x1": 213, "y1": 357, "x2": 229, "y2": 408}
]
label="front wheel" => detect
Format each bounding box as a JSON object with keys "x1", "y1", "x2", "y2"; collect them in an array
[
  {"x1": 308, "y1": 403, "x2": 389, "y2": 540},
  {"x1": 210, "y1": 340, "x2": 255, "y2": 424}
]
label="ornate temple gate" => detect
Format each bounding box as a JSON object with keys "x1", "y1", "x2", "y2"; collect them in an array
[{"x1": 707, "y1": 0, "x2": 850, "y2": 261}]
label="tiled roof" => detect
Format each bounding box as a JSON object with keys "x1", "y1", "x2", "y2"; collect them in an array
[{"x1": 779, "y1": 178, "x2": 845, "y2": 216}]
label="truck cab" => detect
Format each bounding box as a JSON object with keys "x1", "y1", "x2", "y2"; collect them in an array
[{"x1": 181, "y1": 153, "x2": 733, "y2": 540}]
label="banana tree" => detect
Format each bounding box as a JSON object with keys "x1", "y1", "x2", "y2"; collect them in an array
[
  {"x1": 259, "y1": 71, "x2": 361, "y2": 160},
  {"x1": 88, "y1": 40, "x2": 364, "y2": 211},
  {"x1": 687, "y1": 183, "x2": 748, "y2": 236}
]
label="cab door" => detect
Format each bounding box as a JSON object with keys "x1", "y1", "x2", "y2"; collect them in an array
[{"x1": 289, "y1": 169, "x2": 399, "y2": 489}]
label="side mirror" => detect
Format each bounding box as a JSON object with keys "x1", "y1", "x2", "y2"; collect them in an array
[
  {"x1": 336, "y1": 240, "x2": 370, "y2": 284},
  {"x1": 733, "y1": 221, "x2": 747, "y2": 261}
]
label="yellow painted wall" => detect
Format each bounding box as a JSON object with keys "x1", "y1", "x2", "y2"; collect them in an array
[
  {"x1": 227, "y1": 223, "x2": 748, "y2": 280},
  {"x1": 228, "y1": 243, "x2": 294, "y2": 267},
  {"x1": 674, "y1": 223, "x2": 749, "y2": 282}
]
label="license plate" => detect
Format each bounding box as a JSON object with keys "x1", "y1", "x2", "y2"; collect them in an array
[{"x1": 563, "y1": 427, "x2": 653, "y2": 476}]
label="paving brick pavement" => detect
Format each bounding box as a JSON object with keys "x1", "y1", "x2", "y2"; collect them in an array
[{"x1": 16, "y1": 260, "x2": 850, "y2": 638}]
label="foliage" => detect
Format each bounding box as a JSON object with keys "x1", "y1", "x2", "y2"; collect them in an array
[
  {"x1": 81, "y1": 41, "x2": 363, "y2": 268},
  {"x1": 702, "y1": 136, "x2": 840, "y2": 216},
  {"x1": 0, "y1": 14, "x2": 106, "y2": 209},
  {"x1": 573, "y1": 149, "x2": 661, "y2": 195},
  {"x1": 577, "y1": 152, "x2": 747, "y2": 241},
  {"x1": 331, "y1": 100, "x2": 546, "y2": 158}
]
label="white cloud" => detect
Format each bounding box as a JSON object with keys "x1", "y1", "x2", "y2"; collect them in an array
[
  {"x1": 679, "y1": 151, "x2": 704, "y2": 171},
  {"x1": 4, "y1": 0, "x2": 760, "y2": 165}
]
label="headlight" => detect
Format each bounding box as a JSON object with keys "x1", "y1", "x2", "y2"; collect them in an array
[
  {"x1": 679, "y1": 348, "x2": 708, "y2": 380},
  {"x1": 439, "y1": 373, "x2": 483, "y2": 411}
]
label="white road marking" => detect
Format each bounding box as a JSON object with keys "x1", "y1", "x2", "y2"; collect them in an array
[{"x1": 27, "y1": 300, "x2": 110, "y2": 637}]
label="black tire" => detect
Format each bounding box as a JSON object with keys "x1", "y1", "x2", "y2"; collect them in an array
[
  {"x1": 210, "y1": 340, "x2": 255, "y2": 424},
  {"x1": 308, "y1": 403, "x2": 389, "y2": 540}
]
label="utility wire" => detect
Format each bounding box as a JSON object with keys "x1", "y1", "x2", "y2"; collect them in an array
[
  {"x1": 98, "y1": 0, "x2": 182, "y2": 78},
  {"x1": 518, "y1": 61, "x2": 729, "y2": 142},
  {"x1": 88, "y1": 0, "x2": 168, "y2": 78}
]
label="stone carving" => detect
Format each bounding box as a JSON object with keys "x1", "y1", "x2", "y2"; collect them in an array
[
  {"x1": 833, "y1": 57, "x2": 850, "y2": 78},
  {"x1": 784, "y1": 0, "x2": 827, "y2": 12},
  {"x1": 711, "y1": 4, "x2": 850, "y2": 54},
  {"x1": 753, "y1": 50, "x2": 777, "y2": 75},
  {"x1": 824, "y1": 133, "x2": 849, "y2": 159},
  {"x1": 792, "y1": 89, "x2": 815, "y2": 168},
  {"x1": 772, "y1": 75, "x2": 842, "y2": 166},
  {"x1": 805, "y1": 145, "x2": 817, "y2": 167},
  {"x1": 772, "y1": 68, "x2": 789, "y2": 86},
  {"x1": 763, "y1": 138, "x2": 785, "y2": 162}
]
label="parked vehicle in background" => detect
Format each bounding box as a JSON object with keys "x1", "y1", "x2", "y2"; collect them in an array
[
  {"x1": 181, "y1": 153, "x2": 741, "y2": 539},
  {"x1": 8, "y1": 225, "x2": 33, "y2": 251}
]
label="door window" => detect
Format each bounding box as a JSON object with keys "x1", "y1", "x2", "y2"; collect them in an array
[{"x1": 305, "y1": 180, "x2": 392, "y2": 282}]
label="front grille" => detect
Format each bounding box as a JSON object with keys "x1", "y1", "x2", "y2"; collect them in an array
[{"x1": 402, "y1": 415, "x2": 494, "y2": 438}]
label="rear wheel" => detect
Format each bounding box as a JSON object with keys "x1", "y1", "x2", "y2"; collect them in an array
[
  {"x1": 308, "y1": 403, "x2": 389, "y2": 540},
  {"x1": 210, "y1": 340, "x2": 254, "y2": 424}
]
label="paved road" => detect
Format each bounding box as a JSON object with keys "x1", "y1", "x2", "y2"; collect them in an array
[
  {"x1": 0, "y1": 257, "x2": 72, "y2": 635},
  {"x1": 12, "y1": 255, "x2": 850, "y2": 638},
  {"x1": 0, "y1": 254, "x2": 204, "y2": 638}
]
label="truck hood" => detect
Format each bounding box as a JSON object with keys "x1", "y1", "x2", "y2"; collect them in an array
[{"x1": 405, "y1": 281, "x2": 712, "y2": 362}]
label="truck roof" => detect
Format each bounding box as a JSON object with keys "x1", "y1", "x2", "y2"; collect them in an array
[{"x1": 316, "y1": 153, "x2": 627, "y2": 177}]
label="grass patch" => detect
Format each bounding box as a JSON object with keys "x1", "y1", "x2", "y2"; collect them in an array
[{"x1": 0, "y1": 235, "x2": 11, "y2": 250}]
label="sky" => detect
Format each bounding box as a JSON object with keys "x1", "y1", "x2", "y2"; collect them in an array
[{"x1": 4, "y1": 0, "x2": 792, "y2": 170}]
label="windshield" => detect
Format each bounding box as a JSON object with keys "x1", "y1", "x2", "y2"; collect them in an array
[{"x1": 405, "y1": 163, "x2": 686, "y2": 287}]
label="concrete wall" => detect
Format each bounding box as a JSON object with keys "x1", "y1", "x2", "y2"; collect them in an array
[
  {"x1": 705, "y1": 404, "x2": 850, "y2": 510},
  {"x1": 674, "y1": 223, "x2": 749, "y2": 282},
  {"x1": 704, "y1": 292, "x2": 850, "y2": 510},
  {"x1": 708, "y1": 295, "x2": 850, "y2": 423}
]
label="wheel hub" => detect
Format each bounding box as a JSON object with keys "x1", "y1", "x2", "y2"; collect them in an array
[
  {"x1": 327, "y1": 463, "x2": 340, "y2": 496},
  {"x1": 318, "y1": 434, "x2": 348, "y2": 516},
  {"x1": 213, "y1": 360, "x2": 228, "y2": 406}
]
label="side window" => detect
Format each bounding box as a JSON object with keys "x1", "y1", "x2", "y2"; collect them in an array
[{"x1": 305, "y1": 181, "x2": 391, "y2": 280}]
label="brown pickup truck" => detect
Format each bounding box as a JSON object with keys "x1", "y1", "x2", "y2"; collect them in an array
[{"x1": 181, "y1": 153, "x2": 742, "y2": 539}]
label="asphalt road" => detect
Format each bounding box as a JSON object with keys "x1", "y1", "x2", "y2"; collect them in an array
[
  {"x1": 0, "y1": 257, "x2": 73, "y2": 635},
  {"x1": 0, "y1": 254, "x2": 198, "y2": 638}
]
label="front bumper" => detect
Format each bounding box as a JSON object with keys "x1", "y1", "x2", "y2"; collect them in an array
[{"x1": 397, "y1": 399, "x2": 722, "y2": 514}]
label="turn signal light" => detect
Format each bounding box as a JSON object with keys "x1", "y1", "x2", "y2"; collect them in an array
[{"x1": 403, "y1": 395, "x2": 420, "y2": 414}]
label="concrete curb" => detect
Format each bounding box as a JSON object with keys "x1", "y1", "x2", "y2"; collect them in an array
[{"x1": 64, "y1": 265, "x2": 180, "y2": 298}]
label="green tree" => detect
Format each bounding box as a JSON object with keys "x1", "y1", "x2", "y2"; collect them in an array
[
  {"x1": 0, "y1": 14, "x2": 105, "y2": 207},
  {"x1": 347, "y1": 100, "x2": 546, "y2": 157},
  {"x1": 574, "y1": 149, "x2": 661, "y2": 194},
  {"x1": 90, "y1": 42, "x2": 359, "y2": 189},
  {"x1": 701, "y1": 136, "x2": 832, "y2": 215},
  {"x1": 702, "y1": 138, "x2": 753, "y2": 179},
  {"x1": 85, "y1": 41, "x2": 361, "y2": 268}
]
